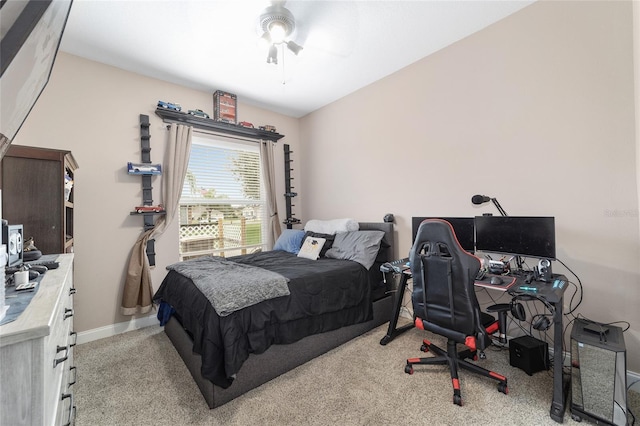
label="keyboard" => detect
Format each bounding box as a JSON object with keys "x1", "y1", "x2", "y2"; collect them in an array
[{"x1": 380, "y1": 258, "x2": 410, "y2": 274}]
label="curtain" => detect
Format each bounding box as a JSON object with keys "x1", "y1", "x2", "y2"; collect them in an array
[
  {"x1": 152, "y1": 124, "x2": 193, "y2": 236},
  {"x1": 260, "y1": 139, "x2": 281, "y2": 248},
  {"x1": 121, "y1": 123, "x2": 193, "y2": 315},
  {"x1": 120, "y1": 229, "x2": 154, "y2": 315}
]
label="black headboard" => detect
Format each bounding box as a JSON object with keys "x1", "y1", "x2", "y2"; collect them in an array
[
  {"x1": 357, "y1": 222, "x2": 395, "y2": 300},
  {"x1": 358, "y1": 222, "x2": 395, "y2": 262}
]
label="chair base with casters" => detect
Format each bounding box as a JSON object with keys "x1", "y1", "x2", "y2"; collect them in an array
[{"x1": 405, "y1": 312, "x2": 509, "y2": 406}]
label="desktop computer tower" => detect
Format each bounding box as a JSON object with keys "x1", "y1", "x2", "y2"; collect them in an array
[{"x1": 570, "y1": 319, "x2": 627, "y2": 425}]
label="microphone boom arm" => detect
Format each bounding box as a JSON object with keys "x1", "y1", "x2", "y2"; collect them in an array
[
  {"x1": 472, "y1": 194, "x2": 522, "y2": 270},
  {"x1": 491, "y1": 198, "x2": 508, "y2": 217},
  {"x1": 489, "y1": 198, "x2": 524, "y2": 269}
]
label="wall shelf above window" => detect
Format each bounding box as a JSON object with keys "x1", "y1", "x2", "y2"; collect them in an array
[{"x1": 155, "y1": 108, "x2": 284, "y2": 142}]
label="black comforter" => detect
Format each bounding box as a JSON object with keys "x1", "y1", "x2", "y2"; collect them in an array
[{"x1": 153, "y1": 250, "x2": 373, "y2": 388}]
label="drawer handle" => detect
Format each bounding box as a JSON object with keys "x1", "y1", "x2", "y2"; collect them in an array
[
  {"x1": 69, "y1": 366, "x2": 77, "y2": 387},
  {"x1": 67, "y1": 406, "x2": 76, "y2": 426},
  {"x1": 64, "y1": 308, "x2": 74, "y2": 320},
  {"x1": 61, "y1": 393, "x2": 75, "y2": 426},
  {"x1": 69, "y1": 331, "x2": 78, "y2": 347},
  {"x1": 54, "y1": 345, "x2": 69, "y2": 368},
  {"x1": 69, "y1": 287, "x2": 77, "y2": 295}
]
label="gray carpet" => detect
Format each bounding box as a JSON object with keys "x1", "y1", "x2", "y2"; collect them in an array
[{"x1": 74, "y1": 324, "x2": 639, "y2": 425}]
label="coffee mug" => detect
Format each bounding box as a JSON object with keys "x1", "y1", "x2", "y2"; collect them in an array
[{"x1": 14, "y1": 270, "x2": 29, "y2": 285}]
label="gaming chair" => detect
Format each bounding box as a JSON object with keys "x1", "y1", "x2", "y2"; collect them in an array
[{"x1": 405, "y1": 219, "x2": 510, "y2": 406}]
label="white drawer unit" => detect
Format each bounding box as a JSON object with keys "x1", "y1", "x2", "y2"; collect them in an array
[{"x1": 0, "y1": 254, "x2": 76, "y2": 425}]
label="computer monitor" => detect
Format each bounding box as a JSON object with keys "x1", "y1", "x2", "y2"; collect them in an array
[
  {"x1": 474, "y1": 216, "x2": 556, "y2": 260},
  {"x1": 412, "y1": 217, "x2": 475, "y2": 253}
]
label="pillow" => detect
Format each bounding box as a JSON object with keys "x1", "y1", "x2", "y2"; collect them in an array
[
  {"x1": 304, "y1": 218, "x2": 359, "y2": 235},
  {"x1": 273, "y1": 229, "x2": 306, "y2": 254},
  {"x1": 325, "y1": 230, "x2": 385, "y2": 270},
  {"x1": 302, "y1": 231, "x2": 335, "y2": 257},
  {"x1": 297, "y1": 236, "x2": 326, "y2": 260}
]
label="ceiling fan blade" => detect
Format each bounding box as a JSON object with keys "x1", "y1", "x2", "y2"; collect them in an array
[{"x1": 286, "y1": 1, "x2": 359, "y2": 58}]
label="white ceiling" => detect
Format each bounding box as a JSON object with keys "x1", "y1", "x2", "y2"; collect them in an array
[{"x1": 59, "y1": 0, "x2": 534, "y2": 118}]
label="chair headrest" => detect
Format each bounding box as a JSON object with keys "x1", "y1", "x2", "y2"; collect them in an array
[{"x1": 413, "y1": 219, "x2": 467, "y2": 256}]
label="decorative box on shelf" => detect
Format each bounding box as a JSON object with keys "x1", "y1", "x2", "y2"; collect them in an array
[
  {"x1": 127, "y1": 162, "x2": 162, "y2": 175},
  {"x1": 213, "y1": 90, "x2": 237, "y2": 124}
]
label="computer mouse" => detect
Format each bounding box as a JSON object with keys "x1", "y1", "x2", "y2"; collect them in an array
[{"x1": 490, "y1": 276, "x2": 504, "y2": 285}]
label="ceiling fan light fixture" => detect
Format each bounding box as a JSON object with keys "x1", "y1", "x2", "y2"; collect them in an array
[
  {"x1": 259, "y1": 4, "x2": 296, "y2": 37},
  {"x1": 257, "y1": 4, "x2": 303, "y2": 66},
  {"x1": 267, "y1": 44, "x2": 278, "y2": 65},
  {"x1": 268, "y1": 21, "x2": 287, "y2": 44},
  {"x1": 286, "y1": 40, "x2": 303, "y2": 56}
]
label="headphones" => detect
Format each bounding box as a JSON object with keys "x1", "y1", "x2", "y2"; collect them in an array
[{"x1": 509, "y1": 294, "x2": 555, "y2": 331}]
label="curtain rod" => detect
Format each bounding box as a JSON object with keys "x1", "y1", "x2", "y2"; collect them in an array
[
  {"x1": 163, "y1": 122, "x2": 268, "y2": 144},
  {"x1": 160, "y1": 116, "x2": 281, "y2": 144}
]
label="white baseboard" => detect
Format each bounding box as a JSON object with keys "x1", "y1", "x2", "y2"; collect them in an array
[
  {"x1": 76, "y1": 314, "x2": 160, "y2": 345},
  {"x1": 628, "y1": 370, "x2": 640, "y2": 392}
]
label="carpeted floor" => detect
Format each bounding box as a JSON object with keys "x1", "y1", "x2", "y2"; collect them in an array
[{"x1": 74, "y1": 323, "x2": 639, "y2": 425}]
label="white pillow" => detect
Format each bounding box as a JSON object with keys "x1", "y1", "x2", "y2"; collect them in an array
[
  {"x1": 304, "y1": 218, "x2": 359, "y2": 235},
  {"x1": 297, "y1": 236, "x2": 326, "y2": 260}
]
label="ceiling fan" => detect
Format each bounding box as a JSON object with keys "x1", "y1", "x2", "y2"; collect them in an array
[{"x1": 257, "y1": 1, "x2": 303, "y2": 64}]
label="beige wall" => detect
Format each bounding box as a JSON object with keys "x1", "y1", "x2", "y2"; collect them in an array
[
  {"x1": 10, "y1": 53, "x2": 300, "y2": 333},
  {"x1": 300, "y1": 1, "x2": 640, "y2": 371}
]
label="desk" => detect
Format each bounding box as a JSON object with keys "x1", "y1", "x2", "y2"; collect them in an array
[{"x1": 381, "y1": 269, "x2": 570, "y2": 423}]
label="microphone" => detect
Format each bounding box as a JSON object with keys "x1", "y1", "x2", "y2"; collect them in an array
[{"x1": 472, "y1": 194, "x2": 491, "y2": 205}]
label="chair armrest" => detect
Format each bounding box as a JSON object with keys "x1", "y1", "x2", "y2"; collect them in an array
[
  {"x1": 486, "y1": 303, "x2": 510, "y2": 313},
  {"x1": 486, "y1": 303, "x2": 510, "y2": 344}
]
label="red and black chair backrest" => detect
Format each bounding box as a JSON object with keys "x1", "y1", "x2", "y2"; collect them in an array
[{"x1": 410, "y1": 219, "x2": 490, "y2": 349}]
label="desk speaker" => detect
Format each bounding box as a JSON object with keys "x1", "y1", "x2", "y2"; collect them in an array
[
  {"x1": 570, "y1": 319, "x2": 627, "y2": 425},
  {"x1": 1, "y1": 224, "x2": 23, "y2": 267}
]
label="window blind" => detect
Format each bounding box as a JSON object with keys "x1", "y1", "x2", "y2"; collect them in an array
[{"x1": 178, "y1": 133, "x2": 266, "y2": 259}]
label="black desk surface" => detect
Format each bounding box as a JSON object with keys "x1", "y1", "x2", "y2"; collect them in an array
[{"x1": 507, "y1": 274, "x2": 568, "y2": 304}]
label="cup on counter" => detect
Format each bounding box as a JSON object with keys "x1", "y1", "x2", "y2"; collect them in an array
[{"x1": 14, "y1": 270, "x2": 29, "y2": 285}]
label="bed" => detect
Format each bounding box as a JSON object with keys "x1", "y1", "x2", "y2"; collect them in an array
[{"x1": 153, "y1": 222, "x2": 395, "y2": 408}]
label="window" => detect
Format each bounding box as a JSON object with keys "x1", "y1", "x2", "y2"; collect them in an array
[{"x1": 179, "y1": 133, "x2": 266, "y2": 259}]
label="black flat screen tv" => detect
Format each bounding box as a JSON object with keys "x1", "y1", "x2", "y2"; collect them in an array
[
  {"x1": 0, "y1": 0, "x2": 73, "y2": 159},
  {"x1": 474, "y1": 216, "x2": 556, "y2": 260},
  {"x1": 412, "y1": 217, "x2": 475, "y2": 253}
]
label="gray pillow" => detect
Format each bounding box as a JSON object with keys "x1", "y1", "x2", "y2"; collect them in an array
[{"x1": 325, "y1": 230, "x2": 385, "y2": 270}]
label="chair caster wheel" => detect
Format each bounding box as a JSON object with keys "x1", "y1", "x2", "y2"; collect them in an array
[
  {"x1": 498, "y1": 382, "x2": 508, "y2": 394},
  {"x1": 453, "y1": 394, "x2": 462, "y2": 406},
  {"x1": 479, "y1": 351, "x2": 486, "y2": 360},
  {"x1": 420, "y1": 343, "x2": 428, "y2": 352},
  {"x1": 404, "y1": 364, "x2": 414, "y2": 375}
]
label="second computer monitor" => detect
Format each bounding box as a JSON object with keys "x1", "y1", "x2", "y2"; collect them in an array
[
  {"x1": 412, "y1": 217, "x2": 476, "y2": 253},
  {"x1": 474, "y1": 216, "x2": 556, "y2": 260}
]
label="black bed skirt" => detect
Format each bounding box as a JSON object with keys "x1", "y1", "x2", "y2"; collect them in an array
[{"x1": 164, "y1": 294, "x2": 393, "y2": 409}]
